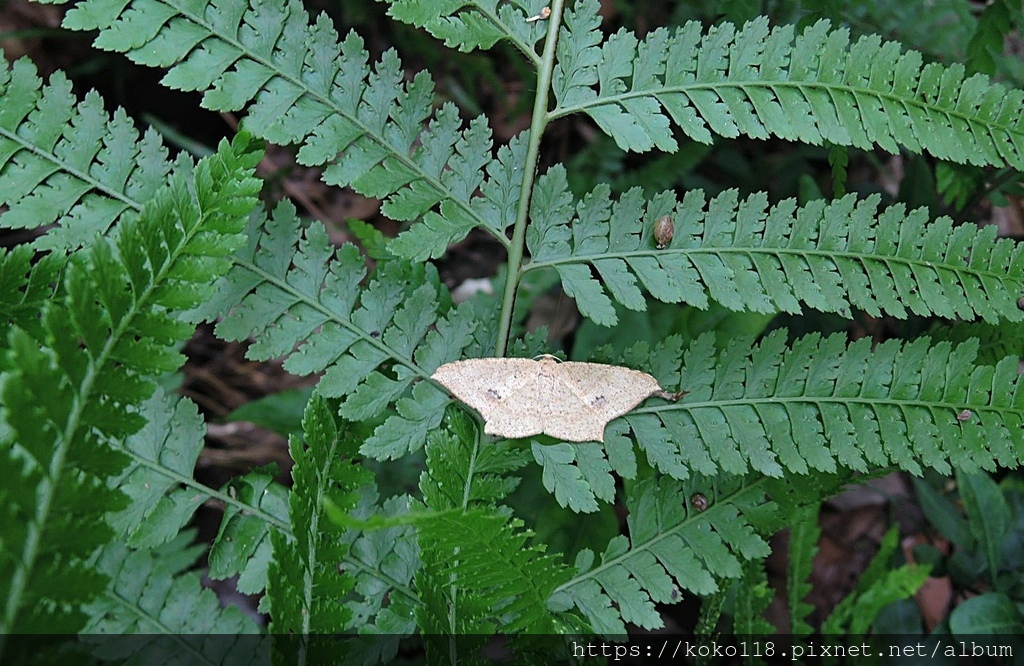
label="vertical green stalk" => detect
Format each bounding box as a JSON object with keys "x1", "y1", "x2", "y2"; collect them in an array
[{"x1": 493, "y1": 0, "x2": 566, "y2": 357}]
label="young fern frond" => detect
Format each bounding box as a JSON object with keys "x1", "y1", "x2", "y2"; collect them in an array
[
  {"x1": 526, "y1": 177, "x2": 1024, "y2": 327},
  {"x1": 0, "y1": 135, "x2": 261, "y2": 644},
  {"x1": 820, "y1": 526, "x2": 930, "y2": 635},
  {"x1": 732, "y1": 562, "x2": 776, "y2": 635},
  {"x1": 381, "y1": 0, "x2": 548, "y2": 60},
  {"x1": 266, "y1": 394, "x2": 375, "y2": 634},
  {"x1": 419, "y1": 410, "x2": 531, "y2": 507},
  {"x1": 786, "y1": 505, "x2": 819, "y2": 635},
  {"x1": 555, "y1": 2, "x2": 1024, "y2": 166},
  {"x1": 0, "y1": 58, "x2": 176, "y2": 250},
  {"x1": 416, "y1": 509, "x2": 572, "y2": 639},
  {"x1": 415, "y1": 422, "x2": 571, "y2": 638},
  {"x1": 188, "y1": 203, "x2": 482, "y2": 459},
  {"x1": 624, "y1": 332, "x2": 1024, "y2": 482},
  {"x1": 57, "y1": 0, "x2": 526, "y2": 260}
]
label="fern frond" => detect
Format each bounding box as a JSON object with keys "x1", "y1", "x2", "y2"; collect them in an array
[
  {"x1": 786, "y1": 505, "x2": 819, "y2": 635},
  {"x1": 821, "y1": 526, "x2": 929, "y2": 635},
  {"x1": 624, "y1": 331, "x2": 1024, "y2": 481},
  {"x1": 406, "y1": 414, "x2": 571, "y2": 641},
  {"x1": 110, "y1": 388, "x2": 290, "y2": 549},
  {"x1": 59, "y1": 0, "x2": 525, "y2": 260},
  {"x1": 187, "y1": 202, "x2": 481, "y2": 460},
  {"x1": 340, "y1": 492, "x2": 419, "y2": 652},
  {"x1": 83, "y1": 532, "x2": 259, "y2": 637},
  {"x1": 552, "y1": 477, "x2": 771, "y2": 635},
  {"x1": 926, "y1": 320, "x2": 1024, "y2": 366},
  {"x1": 208, "y1": 467, "x2": 290, "y2": 595},
  {"x1": 0, "y1": 57, "x2": 176, "y2": 250},
  {"x1": 0, "y1": 134, "x2": 261, "y2": 643},
  {"x1": 527, "y1": 180, "x2": 1024, "y2": 327},
  {"x1": 553, "y1": 10, "x2": 1024, "y2": 166},
  {"x1": 267, "y1": 394, "x2": 372, "y2": 633},
  {"x1": 732, "y1": 562, "x2": 776, "y2": 635},
  {"x1": 108, "y1": 387, "x2": 289, "y2": 600},
  {"x1": 381, "y1": 0, "x2": 548, "y2": 59},
  {"x1": 421, "y1": 409, "x2": 531, "y2": 508},
  {"x1": 532, "y1": 440, "x2": 618, "y2": 514},
  {"x1": 416, "y1": 509, "x2": 571, "y2": 636},
  {"x1": 0, "y1": 246, "x2": 62, "y2": 338}
]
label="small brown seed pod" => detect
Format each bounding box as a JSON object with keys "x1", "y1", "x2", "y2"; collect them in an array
[
  {"x1": 654, "y1": 215, "x2": 674, "y2": 249},
  {"x1": 690, "y1": 493, "x2": 709, "y2": 511}
]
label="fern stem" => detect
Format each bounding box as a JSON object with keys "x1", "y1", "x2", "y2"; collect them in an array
[
  {"x1": 461, "y1": 426, "x2": 483, "y2": 510},
  {"x1": 495, "y1": 0, "x2": 566, "y2": 356},
  {"x1": 633, "y1": 396, "x2": 1004, "y2": 416}
]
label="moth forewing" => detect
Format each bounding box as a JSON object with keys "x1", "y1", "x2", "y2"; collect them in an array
[{"x1": 431, "y1": 357, "x2": 668, "y2": 442}]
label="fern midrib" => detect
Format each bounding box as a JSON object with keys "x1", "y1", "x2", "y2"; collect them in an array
[
  {"x1": 2, "y1": 328, "x2": 125, "y2": 637},
  {"x1": 523, "y1": 245, "x2": 1016, "y2": 285},
  {"x1": 460, "y1": 430, "x2": 482, "y2": 510},
  {"x1": 232, "y1": 257, "x2": 433, "y2": 382},
  {"x1": 158, "y1": 0, "x2": 510, "y2": 251},
  {"x1": 340, "y1": 551, "x2": 418, "y2": 606},
  {"x1": 634, "y1": 395, "x2": 1020, "y2": 416},
  {"x1": 549, "y1": 79, "x2": 1022, "y2": 143},
  {"x1": 1, "y1": 179, "x2": 222, "y2": 637},
  {"x1": 786, "y1": 506, "x2": 819, "y2": 634},
  {"x1": 438, "y1": 513, "x2": 555, "y2": 630},
  {"x1": 466, "y1": 3, "x2": 542, "y2": 66},
  {"x1": 299, "y1": 434, "x2": 341, "y2": 637},
  {"x1": 552, "y1": 482, "x2": 764, "y2": 595},
  {"x1": 0, "y1": 376, "x2": 76, "y2": 638},
  {"x1": 0, "y1": 127, "x2": 141, "y2": 212},
  {"x1": 119, "y1": 446, "x2": 291, "y2": 534},
  {"x1": 100, "y1": 587, "x2": 220, "y2": 666}
]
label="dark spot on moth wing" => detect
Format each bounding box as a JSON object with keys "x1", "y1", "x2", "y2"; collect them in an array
[
  {"x1": 590, "y1": 395, "x2": 607, "y2": 407},
  {"x1": 486, "y1": 388, "x2": 502, "y2": 401}
]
